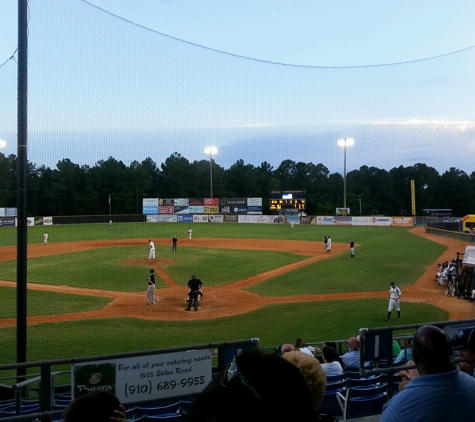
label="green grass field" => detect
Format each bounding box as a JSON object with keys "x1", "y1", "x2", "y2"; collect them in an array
[{"x1": 0, "y1": 223, "x2": 449, "y2": 365}]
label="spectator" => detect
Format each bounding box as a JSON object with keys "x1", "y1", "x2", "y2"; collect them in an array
[
  {"x1": 393, "y1": 338, "x2": 413, "y2": 365},
  {"x1": 315, "y1": 341, "x2": 345, "y2": 369},
  {"x1": 380, "y1": 325, "x2": 475, "y2": 422},
  {"x1": 320, "y1": 346, "x2": 344, "y2": 376},
  {"x1": 63, "y1": 390, "x2": 126, "y2": 422},
  {"x1": 450, "y1": 327, "x2": 475, "y2": 377},
  {"x1": 341, "y1": 337, "x2": 370, "y2": 368},
  {"x1": 295, "y1": 338, "x2": 315, "y2": 356},
  {"x1": 281, "y1": 344, "x2": 295, "y2": 355},
  {"x1": 395, "y1": 359, "x2": 419, "y2": 392},
  {"x1": 185, "y1": 350, "x2": 319, "y2": 421},
  {"x1": 282, "y1": 351, "x2": 327, "y2": 409}
]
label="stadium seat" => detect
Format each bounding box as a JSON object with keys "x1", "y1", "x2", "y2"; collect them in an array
[
  {"x1": 318, "y1": 379, "x2": 347, "y2": 417},
  {"x1": 135, "y1": 402, "x2": 181, "y2": 417},
  {"x1": 325, "y1": 374, "x2": 347, "y2": 383},
  {"x1": 2, "y1": 405, "x2": 40, "y2": 417},
  {"x1": 147, "y1": 415, "x2": 185, "y2": 421},
  {"x1": 342, "y1": 385, "x2": 387, "y2": 419},
  {"x1": 348, "y1": 374, "x2": 383, "y2": 388}
]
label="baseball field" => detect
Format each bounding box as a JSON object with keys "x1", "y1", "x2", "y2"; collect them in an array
[{"x1": 0, "y1": 222, "x2": 472, "y2": 366}]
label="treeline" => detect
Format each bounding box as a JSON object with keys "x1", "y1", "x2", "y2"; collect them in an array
[{"x1": 0, "y1": 152, "x2": 473, "y2": 216}]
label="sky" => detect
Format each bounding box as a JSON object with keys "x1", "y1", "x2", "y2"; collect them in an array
[{"x1": 0, "y1": 0, "x2": 475, "y2": 175}]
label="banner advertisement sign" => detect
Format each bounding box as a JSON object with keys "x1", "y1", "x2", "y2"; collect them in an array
[
  {"x1": 0, "y1": 218, "x2": 15, "y2": 227},
  {"x1": 189, "y1": 198, "x2": 204, "y2": 205},
  {"x1": 219, "y1": 205, "x2": 232, "y2": 213},
  {"x1": 159, "y1": 198, "x2": 174, "y2": 206},
  {"x1": 238, "y1": 215, "x2": 270, "y2": 224},
  {"x1": 189, "y1": 206, "x2": 204, "y2": 214},
  {"x1": 204, "y1": 198, "x2": 219, "y2": 206},
  {"x1": 34, "y1": 217, "x2": 44, "y2": 226},
  {"x1": 177, "y1": 215, "x2": 193, "y2": 223},
  {"x1": 27, "y1": 217, "x2": 35, "y2": 226},
  {"x1": 335, "y1": 208, "x2": 350, "y2": 216},
  {"x1": 72, "y1": 349, "x2": 212, "y2": 404},
  {"x1": 334, "y1": 216, "x2": 352, "y2": 225},
  {"x1": 173, "y1": 206, "x2": 190, "y2": 214},
  {"x1": 225, "y1": 198, "x2": 246, "y2": 206},
  {"x1": 143, "y1": 206, "x2": 159, "y2": 215},
  {"x1": 147, "y1": 215, "x2": 177, "y2": 223},
  {"x1": 247, "y1": 206, "x2": 262, "y2": 214},
  {"x1": 159, "y1": 206, "x2": 174, "y2": 214},
  {"x1": 231, "y1": 206, "x2": 248, "y2": 214},
  {"x1": 143, "y1": 198, "x2": 159, "y2": 207},
  {"x1": 0, "y1": 207, "x2": 17, "y2": 217},
  {"x1": 193, "y1": 215, "x2": 209, "y2": 223},
  {"x1": 208, "y1": 215, "x2": 223, "y2": 223},
  {"x1": 392, "y1": 217, "x2": 414, "y2": 227},
  {"x1": 271, "y1": 215, "x2": 286, "y2": 224},
  {"x1": 300, "y1": 216, "x2": 316, "y2": 225},
  {"x1": 204, "y1": 206, "x2": 219, "y2": 214},
  {"x1": 43, "y1": 217, "x2": 53, "y2": 226},
  {"x1": 223, "y1": 215, "x2": 238, "y2": 223},
  {"x1": 174, "y1": 198, "x2": 189, "y2": 206},
  {"x1": 288, "y1": 216, "x2": 300, "y2": 225},
  {"x1": 316, "y1": 216, "x2": 335, "y2": 225},
  {"x1": 247, "y1": 198, "x2": 262, "y2": 206}
]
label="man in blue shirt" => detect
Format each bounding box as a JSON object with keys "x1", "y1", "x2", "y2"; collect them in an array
[
  {"x1": 381, "y1": 325, "x2": 475, "y2": 422},
  {"x1": 341, "y1": 337, "x2": 371, "y2": 368}
]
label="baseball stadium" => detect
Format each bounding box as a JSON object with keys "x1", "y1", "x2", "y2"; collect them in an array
[{"x1": 1, "y1": 1, "x2": 475, "y2": 421}]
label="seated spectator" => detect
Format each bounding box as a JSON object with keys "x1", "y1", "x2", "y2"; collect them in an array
[
  {"x1": 392, "y1": 339, "x2": 401, "y2": 355},
  {"x1": 395, "y1": 359, "x2": 419, "y2": 391},
  {"x1": 185, "y1": 350, "x2": 319, "y2": 422},
  {"x1": 320, "y1": 346, "x2": 344, "y2": 376},
  {"x1": 295, "y1": 338, "x2": 315, "y2": 356},
  {"x1": 282, "y1": 351, "x2": 327, "y2": 409},
  {"x1": 274, "y1": 343, "x2": 294, "y2": 356},
  {"x1": 450, "y1": 326, "x2": 475, "y2": 377},
  {"x1": 393, "y1": 338, "x2": 413, "y2": 365},
  {"x1": 380, "y1": 325, "x2": 475, "y2": 422},
  {"x1": 341, "y1": 337, "x2": 370, "y2": 368},
  {"x1": 315, "y1": 341, "x2": 345, "y2": 368},
  {"x1": 63, "y1": 390, "x2": 126, "y2": 422}
]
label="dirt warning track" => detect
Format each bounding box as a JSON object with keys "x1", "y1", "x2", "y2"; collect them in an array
[{"x1": 0, "y1": 227, "x2": 472, "y2": 326}]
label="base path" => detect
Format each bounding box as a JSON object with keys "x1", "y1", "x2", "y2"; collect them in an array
[{"x1": 0, "y1": 227, "x2": 472, "y2": 326}]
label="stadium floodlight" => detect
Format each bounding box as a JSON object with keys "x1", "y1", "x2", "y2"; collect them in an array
[
  {"x1": 204, "y1": 146, "x2": 218, "y2": 198},
  {"x1": 337, "y1": 138, "x2": 354, "y2": 208}
]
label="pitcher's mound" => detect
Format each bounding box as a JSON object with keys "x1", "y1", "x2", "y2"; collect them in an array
[{"x1": 122, "y1": 258, "x2": 178, "y2": 266}]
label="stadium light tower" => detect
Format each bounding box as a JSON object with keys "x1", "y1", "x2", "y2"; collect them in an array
[
  {"x1": 204, "y1": 146, "x2": 218, "y2": 198},
  {"x1": 337, "y1": 138, "x2": 354, "y2": 208}
]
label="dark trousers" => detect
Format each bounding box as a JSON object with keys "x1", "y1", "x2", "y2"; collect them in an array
[
  {"x1": 186, "y1": 291, "x2": 199, "y2": 310},
  {"x1": 172, "y1": 243, "x2": 177, "y2": 251}
]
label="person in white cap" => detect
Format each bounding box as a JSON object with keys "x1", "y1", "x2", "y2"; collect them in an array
[{"x1": 385, "y1": 281, "x2": 401, "y2": 321}]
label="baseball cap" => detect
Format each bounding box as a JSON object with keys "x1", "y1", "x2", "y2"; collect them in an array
[
  {"x1": 450, "y1": 327, "x2": 475, "y2": 350},
  {"x1": 390, "y1": 282, "x2": 395, "y2": 285},
  {"x1": 191, "y1": 274, "x2": 196, "y2": 278}
]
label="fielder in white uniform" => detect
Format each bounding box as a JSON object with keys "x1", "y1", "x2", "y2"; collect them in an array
[
  {"x1": 385, "y1": 281, "x2": 401, "y2": 321},
  {"x1": 148, "y1": 240, "x2": 155, "y2": 259},
  {"x1": 188, "y1": 228, "x2": 193, "y2": 239}
]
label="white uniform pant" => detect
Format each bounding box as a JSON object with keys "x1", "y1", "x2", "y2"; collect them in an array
[
  {"x1": 149, "y1": 248, "x2": 155, "y2": 259},
  {"x1": 388, "y1": 298, "x2": 400, "y2": 312}
]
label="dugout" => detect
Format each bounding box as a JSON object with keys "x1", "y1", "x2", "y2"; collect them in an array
[{"x1": 460, "y1": 214, "x2": 475, "y2": 232}]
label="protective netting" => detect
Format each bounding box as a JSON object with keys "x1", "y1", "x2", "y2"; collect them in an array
[{"x1": 1, "y1": 0, "x2": 474, "y2": 173}]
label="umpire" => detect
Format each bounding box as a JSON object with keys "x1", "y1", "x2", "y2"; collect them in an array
[{"x1": 186, "y1": 274, "x2": 202, "y2": 311}]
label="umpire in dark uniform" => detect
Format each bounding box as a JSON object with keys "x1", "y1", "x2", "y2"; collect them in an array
[{"x1": 186, "y1": 274, "x2": 202, "y2": 311}]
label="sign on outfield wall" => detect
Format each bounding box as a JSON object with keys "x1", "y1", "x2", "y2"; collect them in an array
[
  {"x1": 392, "y1": 217, "x2": 414, "y2": 226},
  {"x1": 316, "y1": 216, "x2": 335, "y2": 225},
  {"x1": 71, "y1": 349, "x2": 212, "y2": 404}
]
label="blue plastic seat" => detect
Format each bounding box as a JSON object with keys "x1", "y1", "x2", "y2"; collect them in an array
[
  {"x1": 343, "y1": 385, "x2": 387, "y2": 419},
  {"x1": 135, "y1": 402, "x2": 181, "y2": 417},
  {"x1": 147, "y1": 415, "x2": 185, "y2": 421}
]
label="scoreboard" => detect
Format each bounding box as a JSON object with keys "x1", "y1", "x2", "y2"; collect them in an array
[{"x1": 269, "y1": 199, "x2": 306, "y2": 210}]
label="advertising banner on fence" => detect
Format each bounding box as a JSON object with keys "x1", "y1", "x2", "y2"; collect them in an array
[
  {"x1": 177, "y1": 215, "x2": 193, "y2": 223},
  {"x1": 223, "y1": 215, "x2": 238, "y2": 223},
  {"x1": 159, "y1": 198, "x2": 174, "y2": 206},
  {"x1": 204, "y1": 206, "x2": 219, "y2": 214},
  {"x1": 0, "y1": 207, "x2": 17, "y2": 217},
  {"x1": 0, "y1": 218, "x2": 15, "y2": 227},
  {"x1": 247, "y1": 197, "x2": 262, "y2": 206},
  {"x1": 193, "y1": 215, "x2": 209, "y2": 223},
  {"x1": 392, "y1": 217, "x2": 414, "y2": 226},
  {"x1": 159, "y1": 206, "x2": 174, "y2": 214},
  {"x1": 247, "y1": 206, "x2": 262, "y2": 214},
  {"x1": 300, "y1": 216, "x2": 316, "y2": 225},
  {"x1": 336, "y1": 208, "x2": 350, "y2": 216},
  {"x1": 143, "y1": 198, "x2": 159, "y2": 215},
  {"x1": 204, "y1": 198, "x2": 219, "y2": 206},
  {"x1": 352, "y1": 216, "x2": 391, "y2": 226},
  {"x1": 189, "y1": 198, "x2": 204, "y2": 205},
  {"x1": 316, "y1": 216, "x2": 334, "y2": 225},
  {"x1": 208, "y1": 215, "x2": 223, "y2": 223},
  {"x1": 43, "y1": 217, "x2": 53, "y2": 226},
  {"x1": 334, "y1": 216, "x2": 352, "y2": 225},
  {"x1": 189, "y1": 206, "x2": 204, "y2": 214},
  {"x1": 72, "y1": 349, "x2": 212, "y2": 404},
  {"x1": 146, "y1": 215, "x2": 177, "y2": 223},
  {"x1": 174, "y1": 206, "x2": 190, "y2": 214}
]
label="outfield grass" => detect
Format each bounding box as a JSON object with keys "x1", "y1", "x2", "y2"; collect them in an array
[{"x1": 0, "y1": 223, "x2": 451, "y2": 365}]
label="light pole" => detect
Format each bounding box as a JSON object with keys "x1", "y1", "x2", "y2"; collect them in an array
[
  {"x1": 337, "y1": 138, "x2": 354, "y2": 208},
  {"x1": 357, "y1": 194, "x2": 363, "y2": 216},
  {"x1": 204, "y1": 146, "x2": 218, "y2": 198}
]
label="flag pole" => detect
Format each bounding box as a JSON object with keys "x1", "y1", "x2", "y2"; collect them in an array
[{"x1": 109, "y1": 194, "x2": 111, "y2": 216}]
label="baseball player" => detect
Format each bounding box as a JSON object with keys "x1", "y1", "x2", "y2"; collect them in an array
[
  {"x1": 188, "y1": 228, "x2": 193, "y2": 239},
  {"x1": 148, "y1": 239, "x2": 155, "y2": 259},
  {"x1": 147, "y1": 268, "x2": 156, "y2": 305},
  {"x1": 186, "y1": 274, "x2": 202, "y2": 311},
  {"x1": 43, "y1": 232, "x2": 49, "y2": 245},
  {"x1": 326, "y1": 236, "x2": 332, "y2": 253},
  {"x1": 385, "y1": 281, "x2": 401, "y2": 321},
  {"x1": 349, "y1": 239, "x2": 355, "y2": 259},
  {"x1": 172, "y1": 236, "x2": 178, "y2": 251}
]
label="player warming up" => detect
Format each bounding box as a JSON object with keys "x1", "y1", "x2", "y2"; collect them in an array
[
  {"x1": 186, "y1": 274, "x2": 202, "y2": 311},
  {"x1": 43, "y1": 232, "x2": 48, "y2": 245},
  {"x1": 385, "y1": 281, "x2": 401, "y2": 321},
  {"x1": 147, "y1": 268, "x2": 156, "y2": 305},
  {"x1": 188, "y1": 228, "x2": 193, "y2": 239},
  {"x1": 148, "y1": 239, "x2": 155, "y2": 259}
]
